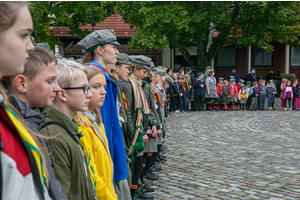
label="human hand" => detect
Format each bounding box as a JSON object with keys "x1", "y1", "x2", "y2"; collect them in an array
[
  {"x1": 207, "y1": 91, "x2": 210, "y2": 95},
  {"x1": 157, "y1": 129, "x2": 161, "y2": 136},
  {"x1": 151, "y1": 126, "x2": 157, "y2": 138},
  {"x1": 143, "y1": 134, "x2": 149, "y2": 143}
]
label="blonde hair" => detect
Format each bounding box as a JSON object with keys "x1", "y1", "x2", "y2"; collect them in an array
[
  {"x1": 56, "y1": 60, "x2": 87, "y2": 88},
  {"x1": 223, "y1": 80, "x2": 228, "y2": 86},
  {"x1": 76, "y1": 67, "x2": 105, "y2": 127},
  {"x1": 261, "y1": 79, "x2": 266, "y2": 84}
]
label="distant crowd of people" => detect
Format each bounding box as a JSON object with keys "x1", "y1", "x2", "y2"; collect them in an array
[{"x1": 165, "y1": 66, "x2": 298, "y2": 112}]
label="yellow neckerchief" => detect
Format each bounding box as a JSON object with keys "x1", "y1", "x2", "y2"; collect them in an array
[
  {"x1": 186, "y1": 80, "x2": 191, "y2": 91},
  {"x1": 5, "y1": 107, "x2": 47, "y2": 191}
]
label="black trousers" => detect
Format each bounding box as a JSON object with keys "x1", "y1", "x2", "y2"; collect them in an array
[
  {"x1": 170, "y1": 96, "x2": 176, "y2": 112},
  {"x1": 194, "y1": 96, "x2": 203, "y2": 110},
  {"x1": 176, "y1": 96, "x2": 182, "y2": 111}
]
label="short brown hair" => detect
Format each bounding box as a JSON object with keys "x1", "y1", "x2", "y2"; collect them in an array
[
  {"x1": 24, "y1": 46, "x2": 57, "y2": 80},
  {"x1": 1, "y1": 46, "x2": 57, "y2": 91}
]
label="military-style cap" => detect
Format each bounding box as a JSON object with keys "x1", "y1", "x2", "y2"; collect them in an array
[
  {"x1": 116, "y1": 53, "x2": 131, "y2": 65},
  {"x1": 36, "y1": 42, "x2": 51, "y2": 51},
  {"x1": 246, "y1": 81, "x2": 251, "y2": 85},
  {"x1": 230, "y1": 79, "x2": 236, "y2": 82},
  {"x1": 54, "y1": 53, "x2": 63, "y2": 60},
  {"x1": 252, "y1": 81, "x2": 258, "y2": 85},
  {"x1": 68, "y1": 57, "x2": 75, "y2": 61},
  {"x1": 77, "y1": 29, "x2": 120, "y2": 53},
  {"x1": 154, "y1": 67, "x2": 165, "y2": 76},
  {"x1": 229, "y1": 76, "x2": 234, "y2": 79},
  {"x1": 239, "y1": 79, "x2": 244, "y2": 83},
  {"x1": 150, "y1": 61, "x2": 155, "y2": 70},
  {"x1": 165, "y1": 75, "x2": 174, "y2": 85},
  {"x1": 240, "y1": 84, "x2": 245, "y2": 87},
  {"x1": 232, "y1": 68, "x2": 236, "y2": 71},
  {"x1": 205, "y1": 66, "x2": 211, "y2": 69},
  {"x1": 197, "y1": 72, "x2": 203, "y2": 76},
  {"x1": 186, "y1": 67, "x2": 191, "y2": 71},
  {"x1": 219, "y1": 77, "x2": 224, "y2": 81},
  {"x1": 209, "y1": 69, "x2": 215, "y2": 73},
  {"x1": 129, "y1": 55, "x2": 152, "y2": 70}
]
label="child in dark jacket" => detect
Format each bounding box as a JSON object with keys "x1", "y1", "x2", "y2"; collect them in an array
[
  {"x1": 194, "y1": 72, "x2": 204, "y2": 111},
  {"x1": 258, "y1": 80, "x2": 267, "y2": 110},
  {"x1": 221, "y1": 80, "x2": 232, "y2": 110},
  {"x1": 250, "y1": 81, "x2": 259, "y2": 111},
  {"x1": 293, "y1": 83, "x2": 300, "y2": 110},
  {"x1": 283, "y1": 80, "x2": 293, "y2": 110},
  {"x1": 266, "y1": 80, "x2": 277, "y2": 110}
]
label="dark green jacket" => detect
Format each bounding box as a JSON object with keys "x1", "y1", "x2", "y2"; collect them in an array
[
  {"x1": 142, "y1": 77, "x2": 161, "y2": 128},
  {"x1": 39, "y1": 107, "x2": 96, "y2": 200}
]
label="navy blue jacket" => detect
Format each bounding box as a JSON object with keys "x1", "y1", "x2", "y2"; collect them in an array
[
  {"x1": 89, "y1": 60, "x2": 128, "y2": 182},
  {"x1": 227, "y1": 72, "x2": 240, "y2": 83},
  {"x1": 193, "y1": 78, "x2": 204, "y2": 96}
]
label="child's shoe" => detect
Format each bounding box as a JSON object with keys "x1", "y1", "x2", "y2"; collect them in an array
[
  {"x1": 289, "y1": 108, "x2": 292, "y2": 111},
  {"x1": 284, "y1": 108, "x2": 287, "y2": 110}
]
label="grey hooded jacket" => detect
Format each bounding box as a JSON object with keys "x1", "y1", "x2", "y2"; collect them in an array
[{"x1": 14, "y1": 96, "x2": 68, "y2": 200}]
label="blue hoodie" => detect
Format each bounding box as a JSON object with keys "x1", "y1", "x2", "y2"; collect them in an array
[{"x1": 89, "y1": 60, "x2": 128, "y2": 181}]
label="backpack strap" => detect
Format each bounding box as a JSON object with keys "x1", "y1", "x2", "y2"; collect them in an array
[{"x1": 39, "y1": 121, "x2": 80, "y2": 146}]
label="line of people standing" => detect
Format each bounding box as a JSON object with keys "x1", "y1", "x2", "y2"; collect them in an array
[{"x1": 0, "y1": 2, "x2": 169, "y2": 200}]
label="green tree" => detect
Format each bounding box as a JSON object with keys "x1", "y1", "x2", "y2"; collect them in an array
[
  {"x1": 29, "y1": 1, "x2": 116, "y2": 49},
  {"x1": 117, "y1": 1, "x2": 300, "y2": 72}
]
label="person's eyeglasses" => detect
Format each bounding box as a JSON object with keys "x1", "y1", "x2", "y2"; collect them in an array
[{"x1": 63, "y1": 86, "x2": 91, "y2": 94}]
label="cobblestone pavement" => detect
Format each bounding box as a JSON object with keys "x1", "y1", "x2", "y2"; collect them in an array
[{"x1": 153, "y1": 108, "x2": 300, "y2": 200}]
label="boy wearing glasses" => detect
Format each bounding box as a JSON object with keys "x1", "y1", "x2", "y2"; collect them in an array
[{"x1": 38, "y1": 60, "x2": 96, "y2": 200}]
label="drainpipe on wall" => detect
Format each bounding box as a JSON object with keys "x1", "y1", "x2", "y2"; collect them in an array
[
  {"x1": 285, "y1": 45, "x2": 290, "y2": 74},
  {"x1": 247, "y1": 46, "x2": 251, "y2": 75}
]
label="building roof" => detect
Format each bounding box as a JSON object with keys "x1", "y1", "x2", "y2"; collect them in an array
[{"x1": 52, "y1": 14, "x2": 136, "y2": 39}]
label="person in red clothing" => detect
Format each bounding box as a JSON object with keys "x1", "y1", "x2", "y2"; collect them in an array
[
  {"x1": 0, "y1": 2, "x2": 52, "y2": 200},
  {"x1": 229, "y1": 79, "x2": 239, "y2": 111},
  {"x1": 216, "y1": 77, "x2": 224, "y2": 110}
]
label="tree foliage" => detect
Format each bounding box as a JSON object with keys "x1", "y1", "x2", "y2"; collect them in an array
[
  {"x1": 117, "y1": 1, "x2": 300, "y2": 72},
  {"x1": 29, "y1": 1, "x2": 116, "y2": 49}
]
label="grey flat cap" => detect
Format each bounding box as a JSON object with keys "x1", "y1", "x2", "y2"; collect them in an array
[
  {"x1": 77, "y1": 29, "x2": 120, "y2": 52},
  {"x1": 165, "y1": 75, "x2": 174, "y2": 85},
  {"x1": 230, "y1": 79, "x2": 236, "y2": 82},
  {"x1": 205, "y1": 66, "x2": 211, "y2": 69},
  {"x1": 239, "y1": 79, "x2": 244, "y2": 83},
  {"x1": 229, "y1": 76, "x2": 235, "y2": 79},
  {"x1": 219, "y1": 77, "x2": 224, "y2": 81},
  {"x1": 209, "y1": 69, "x2": 215, "y2": 73},
  {"x1": 36, "y1": 42, "x2": 51, "y2": 51},
  {"x1": 129, "y1": 55, "x2": 152, "y2": 70},
  {"x1": 54, "y1": 53, "x2": 63, "y2": 60},
  {"x1": 116, "y1": 53, "x2": 131, "y2": 65}
]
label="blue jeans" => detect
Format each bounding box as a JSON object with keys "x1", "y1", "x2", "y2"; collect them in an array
[
  {"x1": 259, "y1": 95, "x2": 266, "y2": 109},
  {"x1": 268, "y1": 98, "x2": 274, "y2": 107},
  {"x1": 184, "y1": 96, "x2": 188, "y2": 110}
]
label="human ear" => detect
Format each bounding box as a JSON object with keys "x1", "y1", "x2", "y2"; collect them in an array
[
  {"x1": 96, "y1": 46, "x2": 104, "y2": 56},
  {"x1": 14, "y1": 75, "x2": 28, "y2": 93},
  {"x1": 57, "y1": 89, "x2": 68, "y2": 102}
]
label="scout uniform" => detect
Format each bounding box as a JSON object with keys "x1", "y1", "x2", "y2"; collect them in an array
[
  {"x1": 250, "y1": 81, "x2": 259, "y2": 111},
  {"x1": 77, "y1": 29, "x2": 131, "y2": 200},
  {"x1": 245, "y1": 81, "x2": 252, "y2": 109},
  {"x1": 204, "y1": 69, "x2": 218, "y2": 110},
  {"x1": 202, "y1": 66, "x2": 211, "y2": 109}
]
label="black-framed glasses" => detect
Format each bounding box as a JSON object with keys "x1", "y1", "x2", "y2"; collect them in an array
[{"x1": 63, "y1": 86, "x2": 91, "y2": 94}]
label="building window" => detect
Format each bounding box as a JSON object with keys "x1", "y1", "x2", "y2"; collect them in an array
[
  {"x1": 217, "y1": 47, "x2": 236, "y2": 67},
  {"x1": 291, "y1": 47, "x2": 300, "y2": 67},
  {"x1": 253, "y1": 48, "x2": 272, "y2": 67}
]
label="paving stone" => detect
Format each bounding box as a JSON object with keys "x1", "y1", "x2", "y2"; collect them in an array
[{"x1": 153, "y1": 110, "x2": 300, "y2": 199}]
